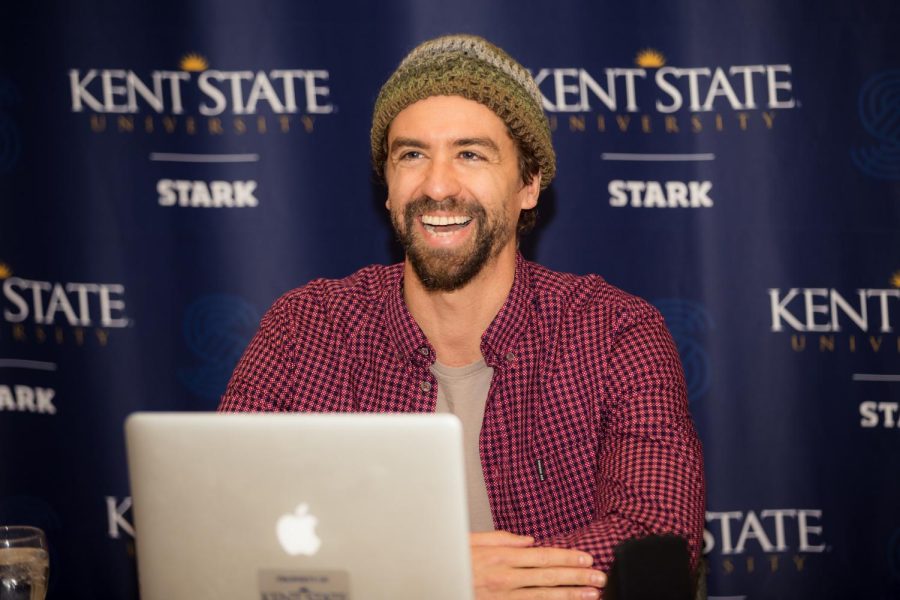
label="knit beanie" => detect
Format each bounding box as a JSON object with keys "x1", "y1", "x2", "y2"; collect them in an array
[{"x1": 371, "y1": 34, "x2": 556, "y2": 189}]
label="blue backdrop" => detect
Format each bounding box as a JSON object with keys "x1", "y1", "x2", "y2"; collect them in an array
[{"x1": 2, "y1": 2, "x2": 899, "y2": 598}]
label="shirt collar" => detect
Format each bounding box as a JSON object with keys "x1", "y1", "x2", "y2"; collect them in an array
[
  {"x1": 384, "y1": 253, "x2": 532, "y2": 369},
  {"x1": 480, "y1": 252, "x2": 532, "y2": 368},
  {"x1": 384, "y1": 265, "x2": 434, "y2": 366}
]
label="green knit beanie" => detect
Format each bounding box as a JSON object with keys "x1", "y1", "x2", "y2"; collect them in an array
[{"x1": 371, "y1": 34, "x2": 556, "y2": 190}]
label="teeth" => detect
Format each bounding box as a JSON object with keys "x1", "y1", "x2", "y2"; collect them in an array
[
  {"x1": 421, "y1": 215, "x2": 472, "y2": 226},
  {"x1": 423, "y1": 227, "x2": 458, "y2": 237}
]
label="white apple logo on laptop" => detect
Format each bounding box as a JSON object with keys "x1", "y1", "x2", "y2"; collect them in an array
[{"x1": 276, "y1": 503, "x2": 322, "y2": 556}]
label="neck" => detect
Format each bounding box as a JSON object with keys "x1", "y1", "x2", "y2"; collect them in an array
[{"x1": 403, "y1": 245, "x2": 517, "y2": 367}]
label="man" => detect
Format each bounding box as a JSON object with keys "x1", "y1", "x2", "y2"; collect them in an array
[{"x1": 220, "y1": 34, "x2": 705, "y2": 599}]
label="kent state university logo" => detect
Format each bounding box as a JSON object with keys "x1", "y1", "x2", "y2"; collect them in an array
[
  {"x1": 0, "y1": 261, "x2": 130, "y2": 347},
  {"x1": 69, "y1": 52, "x2": 335, "y2": 137},
  {"x1": 769, "y1": 271, "x2": 900, "y2": 354},
  {"x1": 177, "y1": 294, "x2": 259, "y2": 401},
  {"x1": 653, "y1": 299, "x2": 712, "y2": 402},
  {"x1": 704, "y1": 508, "x2": 827, "y2": 577},
  {"x1": 851, "y1": 70, "x2": 900, "y2": 180},
  {"x1": 536, "y1": 47, "x2": 798, "y2": 136},
  {"x1": 0, "y1": 77, "x2": 22, "y2": 173}
]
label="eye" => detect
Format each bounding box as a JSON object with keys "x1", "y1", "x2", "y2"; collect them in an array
[
  {"x1": 459, "y1": 150, "x2": 483, "y2": 160},
  {"x1": 398, "y1": 150, "x2": 423, "y2": 160}
]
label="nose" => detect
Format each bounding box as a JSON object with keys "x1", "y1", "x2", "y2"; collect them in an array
[{"x1": 420, "y1": 156, "x2": 462, "y2": 201}]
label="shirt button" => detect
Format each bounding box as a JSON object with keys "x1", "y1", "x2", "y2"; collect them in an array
[
  {"x1": 418, "y1": 347, "x2": 430, "y2": 356},
  {"x1": 420, "y1": 381, "x2": 432, "y2": 392},
  {"x1": 505, "y1": 352, "x2": 515, "y2": 362}
]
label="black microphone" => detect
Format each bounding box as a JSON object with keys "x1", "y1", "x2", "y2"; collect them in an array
[{"x1": 603, "y1": 534, "x2": 694, "y2": 600}]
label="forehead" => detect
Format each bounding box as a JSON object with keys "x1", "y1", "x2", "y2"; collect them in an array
[{"x1": 387, "y1": 95, "x2": 513, "y2": 144}]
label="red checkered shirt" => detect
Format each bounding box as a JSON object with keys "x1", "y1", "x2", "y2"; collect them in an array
[{"x1": 219, "y1": 254, "x2": 706, "y2": 571}]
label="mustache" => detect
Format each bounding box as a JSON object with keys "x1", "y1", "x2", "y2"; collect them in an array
[{"x1": 404, "y1": 196, "x2": 485, "y2": 220}]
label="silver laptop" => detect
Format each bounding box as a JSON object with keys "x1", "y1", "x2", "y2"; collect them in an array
[{"x1": 125, "y1": 412, "x2": 474, "y2": 600}]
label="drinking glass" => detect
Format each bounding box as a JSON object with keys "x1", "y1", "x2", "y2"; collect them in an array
[{"x1": 0, "y1": 526, "x2": 49, "y2": 600}]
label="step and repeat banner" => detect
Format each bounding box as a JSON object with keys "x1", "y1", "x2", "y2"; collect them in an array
[{"x1": 1, "y1": 2, "x2": 899, "y2": 598}]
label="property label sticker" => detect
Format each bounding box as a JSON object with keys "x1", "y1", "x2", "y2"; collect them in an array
[{"x1": 259, "y1": 569, "x2": 351, "y2": 599}]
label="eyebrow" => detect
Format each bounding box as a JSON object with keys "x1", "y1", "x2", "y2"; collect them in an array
[
  {"x1": 389, "y1": 137, "x2": 428, "y2": 154},
  {"x1": 454, "y1": 137, "x2": 500, "y2": 152},
  {"x1": 388, "y1": 136, "x2": 501, "y2": 154}
]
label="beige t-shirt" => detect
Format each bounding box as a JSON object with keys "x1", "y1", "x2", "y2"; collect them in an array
[{"x1": 431, "y1": 359, "x2": 495, "y2": 532}]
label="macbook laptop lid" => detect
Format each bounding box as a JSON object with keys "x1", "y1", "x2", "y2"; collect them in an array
[{"x1": 125, "y1": 412, "x2": 473, "y2": 600}]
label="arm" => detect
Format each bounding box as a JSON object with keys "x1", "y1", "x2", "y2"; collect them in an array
[
  {"x1": 218, "y1": 283, "x2": 353, "y2": 413},
  {"x1": 540, "y1": 301, "x2": 706, "y2": 573}
]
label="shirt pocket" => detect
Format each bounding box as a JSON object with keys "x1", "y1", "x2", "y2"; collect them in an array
[{"x1": 520, "y1": 423, "x2": 597, "y2": 537}]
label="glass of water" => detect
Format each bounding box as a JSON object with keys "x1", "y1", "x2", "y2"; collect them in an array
[{"x1": 0, "y1": 526, "x2": 48, "y2": 600}]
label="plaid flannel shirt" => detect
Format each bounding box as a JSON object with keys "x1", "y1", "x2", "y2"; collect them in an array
[{"x1": 219, "y1": 253, "x2": 706, "y2": 571}]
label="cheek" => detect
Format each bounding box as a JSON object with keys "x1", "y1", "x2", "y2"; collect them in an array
[
  {"x1": 386, "y1": 192, "x2": 410, "y2": 222},
  {"x1": 386, "y1": 196, "x2": 402, "y2": 219},
  {"x1": 495, "y1": 179, "x2": 531, "y2": 217},
  {"x1": 386, "y1": 174, "x2": 417, "y2": 206}
]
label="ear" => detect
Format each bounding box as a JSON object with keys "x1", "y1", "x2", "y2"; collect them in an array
[{"x1": 519, "y1": 172, "x2": 541, "y2": 210}]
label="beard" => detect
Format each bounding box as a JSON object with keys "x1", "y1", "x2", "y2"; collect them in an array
[{"x1": 391, "y1": 196, "x2": 512, "y2": 292}]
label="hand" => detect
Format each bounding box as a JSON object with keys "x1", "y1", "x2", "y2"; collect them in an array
[{"x1": 470, "y1": 531, "x2": 607, "y2": 599}]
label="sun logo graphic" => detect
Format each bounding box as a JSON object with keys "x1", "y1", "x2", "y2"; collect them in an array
[
  {"x1": 653, "y1": 299, "x2": 713, "y2": 402},
  {"x1": 179, "y1": 52, "x2": 209, "y2": 72},
  {"x1": 635, "y1": 48, "x2": 666, "y2": 69},
  {"x1": 851, "y1": 69, "x2": 900, "y2": 180},
  {"x1": 0, "y1": 263, "x2": 11, "y2": 279},
  {"x1": 891, "y1": 271, "x2": 900, "y2": 289},
  {"x1": 177, "y1": 294, "x2": 259, "y2": 401}
]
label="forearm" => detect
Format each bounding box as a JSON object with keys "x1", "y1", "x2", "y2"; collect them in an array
[
  {"x1": 536, "y1": 514, "x2": 646, "y2": 572},
  {"x1": 537, "y1": 423, "x2": 706, "y2": 572}
]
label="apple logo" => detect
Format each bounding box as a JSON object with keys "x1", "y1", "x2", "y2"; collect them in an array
[{"x1": 276, "y1": 503, "x2": 322, "y2": 556}]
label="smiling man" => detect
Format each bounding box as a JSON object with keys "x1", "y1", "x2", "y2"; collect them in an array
[{"x1": 221, "y1": 34, "x2": 705, "y2": 599}]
